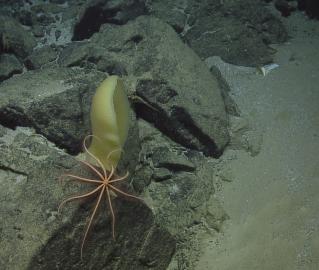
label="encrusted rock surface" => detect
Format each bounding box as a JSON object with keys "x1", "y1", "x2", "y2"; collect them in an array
[
  {"x1": 0, "y1": 67, "x2": 103, "y2": 154},
  {"x1": 0, "y1": 0, "x2": 287, "y2": 268},
  {"x1": 0, "y1": 53, "x2": 23, "y2": 81},
  {"x1": 59, "y1": 16, "x2": 230, "y2": 156},
  {"x1": 0, "y1": 125, "x2": 175, "y2": 270}
]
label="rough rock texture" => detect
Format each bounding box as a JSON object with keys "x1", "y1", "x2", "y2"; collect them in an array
[
  {"x1": 269, "y1": 0, "x2": 319, "y2": 19},
  {"x1": 206, "y1": 56, "x2": 264, "y2": 157},
  {"x1": 149, "y1": 0, "x2": 287, "y2": 66},
  {"x1": 24, "y1": 45, "x2": 58, "y2": 70},
  {"x1": 0, "y1": 15, "x2": 37, "y2": 59},
  {"x1": 69, "y1": 0, "x2": 287, "y2": 67},
  {"x1": 0, "y1": 53, "x2": 23, "y2": 81},
  {"x1": 0, "y1": 1, "x2": 245, "y2": 269},
  {"x1": 136, "y1": 119, "x2": 225, "y2": 234},
  {"x1": 59, "y1": 16, "x2": 229, "y2": 156},
  {"x1": 73, "y1": 0, "x2": 148, "y2": 40},
  {"x1": 135, "y1": 119, "x2": 228, "y2": 269},
  {"x1": 0, "y1": 67, "x2": 104, "y2": 154},
  {"x1": 0, "y1": 0, "x2": 288, "y2": 82},
  {"x1": 0, "y1": 125, "x2": 175, "y2": 270},
  {"x1": 298, "y1": 0, "x2": 319, "y2": 19}
]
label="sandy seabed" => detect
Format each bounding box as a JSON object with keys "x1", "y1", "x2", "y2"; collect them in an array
[{"x1": 195, "y1": 13, "x2": 319, "y2": 270}]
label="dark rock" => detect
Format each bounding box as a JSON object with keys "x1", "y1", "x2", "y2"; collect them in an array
[
  {"x1": 150, "y1": 0, "x2": 287, "y2": 66},
  {"x1": 24, "y1": 46, "x2": 58, "y2": 70},
  {"x1": 50, "y1": 0, "x2": 67, "y2": 3},
  {"x1": 205, "y1": 196, "x2": 229, "y2": 232},
  {"x1": 96, "y1": 56, "x2": 128, "y2": 75},
  {"x1": 298, "y1": 0, "x2": 306, "y2": 9},
  {"x1": 132, "y1": 166, "x2": 153, "y2": 193},
  {"x1": 149, "y1": 0, "x2": 187, "y2": 33},
  {"x1": 275, "y1": 0, "x2": 296, "y2": 17},
  {"x1": 0, "y1": 16, "x2": 37, "y2": 59},
  {"x1": 0, "y1": 68, "x2": 104, "y2": 154},
  {"x1": 152, "y1": 168, "x2": 172, "y2": 182},
  {"x1": 73, "y1": 0, "x2": 148, "y2": 40},
  {"x1": 147, "y1": 166, "x2": 216, "y2": 235},
  {"x1": 151, "y1": 146, "x2": 196, "y2": 172},
  {"x1": 0, "y1": 125, "x2": 175, "y2": 270},
  {"x1": 59, "y1": 16, "x2": 230, "y2": 156},
  {"x1": 30, "y1": 2, "x2": 65, "y2": 14},
  {"x1": 31, "y1": 200, "x2": 175, "y2": 270},
  {"x1": 35, "y1": 13, "x2": 56, "y2": 26},
  {"x1": 55, "y1": 29, "x2": 61, "y2": 41},
  {"x1": 16, "y1": 9, "x2": 34, "y2": 26},
  {"x1": 0, "y1": 66, "x2": 141, "y2": 174},
  {"x1": 57, "y1": 41, "x2": 92, "y2": 67},
  {"x1": 32, "y1": 25, "x2": 45, "y2": 38},
  {"x1": 0, "y1": 54, "x2": 23, "y2": 81},
  {"x1": 136, "y1": 115, "x2": 228, "y2": 268},
  {"x1": 299, "y1": 0, "x2": 319, "y2": 19},
  {"x1": 135, "y1": 119, "x2": 224, "y2": 237}
]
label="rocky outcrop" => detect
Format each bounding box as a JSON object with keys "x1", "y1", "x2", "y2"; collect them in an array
[
  {"x1": 59, "y1": 16, "x2": 230, "y2": 156},
  {"x1": 0, "y1": 125, "x2": 175, "y2": 270}
]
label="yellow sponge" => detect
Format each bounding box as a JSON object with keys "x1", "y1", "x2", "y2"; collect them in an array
[{"x1": 88, "y1": 75, "x2": 130, "y2": 170}]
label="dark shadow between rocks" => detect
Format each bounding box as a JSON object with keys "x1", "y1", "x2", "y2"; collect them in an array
[
  {"x1": 28, "y1": 198, "x2": 175, "y2": 270},
  {"x1": 134, "y1": 79, "x2": 224, "y2": 157},
  {"x1": 73, "y1": 0, "x2": 148, "y2": 41},
  {"x1": 134, "y1": 101, "x2": 221, "y2": 158}
]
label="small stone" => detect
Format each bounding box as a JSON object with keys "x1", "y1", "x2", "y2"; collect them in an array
[
  {"x1": 152, "y1": 147, "x2": 196, "y2": 172},
  {"x1": 205, "y1": 197, "x2": 229, "y2": 232},
  {"x1": 218, "y1": 166, "x2": 234, "y2": 183},
  {"x1": 230, "y1": 116, "x2": 249, "y2": 133},
  {"x1": 32, "y1": 25, "x2": 45, "y2": 37},
  {"x1": 24, "y1": 46, "x2": 57, "y2": 70},
  {"x1": 152, "y1": 168, "x2": 172, "y2": 182},
  {"x1": 0, "y1": 54, "x2": 23, "y2": 81}
]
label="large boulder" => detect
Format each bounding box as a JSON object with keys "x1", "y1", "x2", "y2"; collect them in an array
[
  {"x1": 59, "y1": 16, "x2": 230, "y2": 156},
  {"x1": 0, "y1": 67, "x2": 103, "y2": 154},
  {"x1": 0, "y1": 15, "x2": 37, "y2": 59},
  {"x1": 150, "y1": 0, "x2": 287, "y2": 66},
  {"x1": 0, "y1": 125, "x2": 175, "y2": 270}
]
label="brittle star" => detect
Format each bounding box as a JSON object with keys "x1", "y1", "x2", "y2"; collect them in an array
[{"x1": 58, "y1": 135, "x2": 142, "y2": 258}]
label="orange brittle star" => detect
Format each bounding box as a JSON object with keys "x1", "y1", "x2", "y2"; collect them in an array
[{"x1": 58, "y1": 135, "x2": 141, "y2": 258}]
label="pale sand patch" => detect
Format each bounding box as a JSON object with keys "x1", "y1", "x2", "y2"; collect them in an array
[{"x1": 196, "y1": 12, "x2": 319, "y2": 270}]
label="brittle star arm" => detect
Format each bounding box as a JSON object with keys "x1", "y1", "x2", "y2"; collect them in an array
[
  {"x1": 58, "y1": 185, "x2": 103, "y2": 212},
  {"x1": 60, "y1": 173, "x2": 102, "y2": 184},
  {"x1": 108, "y1": 184, "x2": 142, "y2": 201},
  {"x1": 106, "y1": 187, "x2": 116, "y2": 240},
  {"x1": 109, "y1": 171, "x2": 129, "y2": 184},
  {"x1": 81, "y1": 186, "x2": 106, "y2": 259}
]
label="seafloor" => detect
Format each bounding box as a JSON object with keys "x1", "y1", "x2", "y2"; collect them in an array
[
  {"x1": 0, "y1": 1, "x2": 318, "y2": 270},
  {"x1": 195, "y1": 12, "x2": 319, "y2": 270}
]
